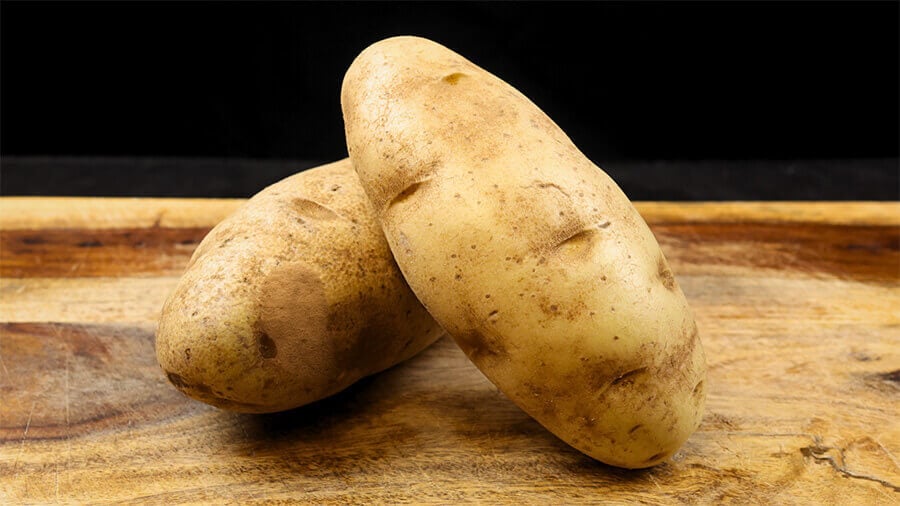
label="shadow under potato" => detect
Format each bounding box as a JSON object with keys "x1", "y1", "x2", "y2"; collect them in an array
[
  {"x1": 217, "y1": 339, "x2": 665, "y2": 480},
  {"x1": 235, "y1": 374, "x2": 383, "y2": 443}
]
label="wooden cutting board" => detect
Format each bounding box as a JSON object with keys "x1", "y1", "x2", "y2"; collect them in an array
[{"x1": 1, "y1": 198, "x2": 897, "y2": 504}]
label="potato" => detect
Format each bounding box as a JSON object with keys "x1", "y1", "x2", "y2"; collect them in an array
[
  {"x1": 156, "y1": 159, "x2": 443, "y2": 413},
  {"x1": 342, "y1": 37, "x2": 706, "y2": 468}
]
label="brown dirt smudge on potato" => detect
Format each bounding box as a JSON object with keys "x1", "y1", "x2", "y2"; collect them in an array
[
  {"x1": 442, "y1": 72, "x2": 467, "y2": 85},
  {"x1": 256, "y1": 331, "x2": 277, "y2": 359},
  {"x1": 258, "y1": 261, "x2": 329, "y2": 371},
  {"x1": 661, "y1": 322, "x2": 701, "y2": 377},
  {"x1": 658, "y1": 255, "x2": 676, "y2": 291},
  {"x1": 453, "y1": 328, "x2": 508, "y2": 363}
]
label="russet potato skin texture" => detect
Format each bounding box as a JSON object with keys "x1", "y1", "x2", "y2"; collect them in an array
[
  {"x1": 156, "y1": 159, "x2": 443, "y2": 413},
  {"x1": 342, "y1": 37, "x2": 707, "y2": 468}
]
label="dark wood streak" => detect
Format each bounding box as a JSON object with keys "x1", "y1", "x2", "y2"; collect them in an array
[
  {"x1": 0, "y1": 227, "x2": 211, "y2": 278},
  {"x1": 0, "y1": 322, "x2": 192, "y2": 441},
  {"x1": 4, "y1": 221, "x2": 896, "y2": 284},
  {"x1": 651, "y1": 222, "x2": 900, "y2": 283}
]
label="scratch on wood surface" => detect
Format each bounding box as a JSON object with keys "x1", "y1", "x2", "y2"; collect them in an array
[
  {"x1": 486, "y1": 430, "x2": 502, "y2": 469},
  {"x1": 801, "y1": 443, "x2": 900, "y2": 492},
  {"x1": 64, "y1": 330, "x2": 71, "y2": 499},
  {"x1": 647, "y1": 472, "x2": 663, "y2": 493},
  {"x1": 873, "y1": 437, "x2": 900, "y2": 469},
  {"x1": 409, "y1": 438, "x2": 436, "y2": 489},
  {"x1": 12, "y1": 401, "x2": 36, "y2": 479},
  {"x1": 0, "y1": 347, "x2": 10, "y2": 382},
  {"x1": 65, "y1": 335, "x2": 71, "y2": 429}
]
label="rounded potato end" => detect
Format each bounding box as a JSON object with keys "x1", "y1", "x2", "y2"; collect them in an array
[{"x1": 156, "y1": 260, "x2": 335, "y2": 413}]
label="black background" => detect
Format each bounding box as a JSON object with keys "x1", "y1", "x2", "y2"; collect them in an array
[{"x1": 1, "y1": 1, "x2": 898, "y2": 199}]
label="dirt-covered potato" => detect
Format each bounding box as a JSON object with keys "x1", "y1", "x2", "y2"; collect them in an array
[
  {"x1": 342, "y1": 37, "x2": 707, "y2": 468},
  {"x1": 156, "y1": 159, "x2": 443, "y2": 413}
]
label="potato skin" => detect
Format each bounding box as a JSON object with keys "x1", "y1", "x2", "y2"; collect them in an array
[
  {"x1": 342, "y1": 37, "x2": 706, "y2": 468},
  {"x1": 156, "y1": 159, "x2": 443, "y2": 413}
]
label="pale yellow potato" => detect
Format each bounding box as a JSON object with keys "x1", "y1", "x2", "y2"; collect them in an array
[
  {"x1": 156, "y1": 159, "x2": 443, "y2": 413},
  {"x1": 342, "y1": 37, "x2": 706, "y2": 468}
]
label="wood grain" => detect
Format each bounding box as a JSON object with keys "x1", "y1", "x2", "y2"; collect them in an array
[
  {"x1": 0, "y1": 227, "x2": 209, "y2": 278},
  {"x1": 1, "y1": 198, "x2": 898, "y2": 504}
]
